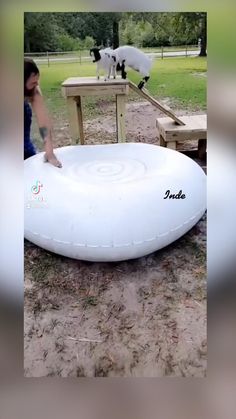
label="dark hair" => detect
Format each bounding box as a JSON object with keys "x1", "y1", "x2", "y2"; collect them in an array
[
  {"x1": 24, "y1": 58, "x2": 39, "y2": 83},
  {"x1": 24, "y1": 58, "x2": 40, "y2": 97}
]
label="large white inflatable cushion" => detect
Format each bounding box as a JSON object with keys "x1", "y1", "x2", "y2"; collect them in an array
[{"x1": 24, "y1": 143, "x2": 206, "y2": 261}]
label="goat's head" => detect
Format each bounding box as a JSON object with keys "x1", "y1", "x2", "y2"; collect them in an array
[{"x1": 89, "y1": 47, "x2": 101, "y2": 63}]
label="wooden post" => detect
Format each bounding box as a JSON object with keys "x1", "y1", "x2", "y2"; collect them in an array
[
  {"x1": 166, "y1": 141, "x2": 177, "y2": 150},
  {"x1": 76, "y1": 96, "x2": 84, "y2": 145},
  {"x1": 47, "y1": 51, "x2": 49, "y2": 67},
  {"x1": 198, "y1": 139, "x2": 206, "y2": 160},
  {"x1": 116, "y1": 94, "x2": 126, "y2": 142},
  {"x1": 185, "y1": 45, "x2": 188, "y2": 57},
  {"x1": 161, "y1": 46, "x2": 164, "y2": 59},
  {"x1": 66, "y1": 96, "x2": 84, "y2": 145},
  {"x1": 159, "y1": 134, "x2": 166, "y2": 147},
  {"x1": 156, "y1": 123, "x2": 165, "y2": 146}
]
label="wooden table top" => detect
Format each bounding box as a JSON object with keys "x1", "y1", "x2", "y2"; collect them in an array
[
  {"x1": 62, "y1": 76, "x2": 129, "y2": 87},
  {"x1": 157, "y1": 114, "x2": 207, "y2": 132}
]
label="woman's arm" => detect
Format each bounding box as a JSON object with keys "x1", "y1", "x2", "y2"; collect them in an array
[{"x1": 30, "y1": 87, "x2": 62, "y2": 168}]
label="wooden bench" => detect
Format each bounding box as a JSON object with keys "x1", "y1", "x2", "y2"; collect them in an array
[
  {"x1": 156, "y1": 114, "x2": 207, "y2": 158},
  {"x1": 62, "y1": 77, "x2": 129, "y2": 144}
]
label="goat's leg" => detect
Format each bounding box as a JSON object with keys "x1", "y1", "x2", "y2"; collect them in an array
[
  {"x1": 106, "y1": 66, "x2": 111, "y2": 81},
  {"x1": 116, "y1": 62, "x2": 122, "y2": 72},
  {"x1": 121, "y1": 61, "x2": 127, "y2": 79},
  {"x1": 112, "y1": 65, "x2": 116, "y2": 79},
  {"x1": 138, "y1": 76, "x2": 150, "y2": 90},
  {"x1": 96, "y1": 65, "x2": 100, "y2": 80},
  {"x1": 138, "y1": 80, "x2": 144, "y2": 89}
]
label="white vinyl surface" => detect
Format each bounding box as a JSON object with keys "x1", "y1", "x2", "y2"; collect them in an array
[{"x1": 24, "y1": 143, "x2": 206, "y2": 261}]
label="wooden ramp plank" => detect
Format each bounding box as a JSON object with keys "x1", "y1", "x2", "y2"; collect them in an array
[{"x1": 129, "y1": 81, "x2": 185, "y2": 126}]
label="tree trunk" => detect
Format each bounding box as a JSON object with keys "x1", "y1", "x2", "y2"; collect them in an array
[
  {"x1": 112, "y1": 20, "x2": 119, "y2": 49},
  {"x1": 24, "y1": 36, "x2": 30, "y2": 53},
  {"x1": 199, "y1": 14, "x2": 207, "y2": 56}
]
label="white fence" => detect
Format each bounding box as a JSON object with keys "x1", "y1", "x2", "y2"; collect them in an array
[{"x1": 24, "y1": 46, "x2": 200, "y2": 66}]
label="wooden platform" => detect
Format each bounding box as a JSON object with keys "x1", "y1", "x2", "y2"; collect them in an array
[
  {"x1": 61, "y1": 77, "x2": 206, "y2": 153},
  {"x1": 62, "y1": 77, "x2": 129, "y2": 97},
  {"x1": 62, "y1": 77, "x2": 129, "y2": 144},
  {"x1": 156, "y1": 114, "x2": 207, "y2": 157}
]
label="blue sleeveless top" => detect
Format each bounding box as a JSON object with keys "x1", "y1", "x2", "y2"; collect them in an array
[{"x1": 24, "y1": 100, "x2": 36, "y2": 159}]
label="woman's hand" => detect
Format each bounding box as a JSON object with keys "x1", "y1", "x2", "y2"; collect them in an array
[
  {"x1": 44, "y1": 152, "x2": 62, "y2": 168},
  {"x1": 31, "y1": 90, "x2": 62, "y2": 169}
]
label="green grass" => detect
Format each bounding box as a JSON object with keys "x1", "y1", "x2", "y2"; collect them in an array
[
  {"x1": 38, "y1": 56, "x2": 206, "y2": 114},
  {"x1": 130, "y1": 57, "x2": 207, "y2": 109}
]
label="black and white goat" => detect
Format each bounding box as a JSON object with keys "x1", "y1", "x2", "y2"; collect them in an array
[
  {"x1": 112, "y1": 46, "x2": 152, "y2": 89},
  {"x1": 89, "y1": 47, "x2": 116, "y2": 81}
]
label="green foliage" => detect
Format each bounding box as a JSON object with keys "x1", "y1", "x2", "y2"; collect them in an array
[
  {"x1": 136, "y1": 21, "x2": 156, "y2": 47},
  {"x1": 171, "y1": 12, "x2": 207, "y2": 54},
  {"x1": 172, "y1": 13, "x2": 201, "y2": 45},
  {"x1": 57, "y1": 33, "x2": 78, "y2": 51},
  {"x1": 24, "y1": 12, "x2": 206, "y2": 52},
  {"x1": 24, "y1": 13, "x2": 63, "y2": 52},
  {"x1": 120, "y1": 20, "x2": 156, "y2": 47},
  {"x1": 120, "y1": 18, "x2": 137, "y2": 45},
  {"x1": 83, "y1": 36, "x2": 95, "y2": 50}
]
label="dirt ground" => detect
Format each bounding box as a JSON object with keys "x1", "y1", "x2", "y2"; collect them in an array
[{"x1": 24, "y1": 100, "x2": 207, "y2": 377}]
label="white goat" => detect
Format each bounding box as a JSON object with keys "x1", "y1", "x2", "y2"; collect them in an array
[
  {"x1": 112, "y1": 46, "x2": 152, "y2": 89},
  {"x1": 90, "y1": 47, "x2": 116, "y2": 81}
]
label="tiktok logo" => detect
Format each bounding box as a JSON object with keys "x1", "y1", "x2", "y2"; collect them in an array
[{"x1": 31, "y1": 180, "x2": 43, "y2": 195}]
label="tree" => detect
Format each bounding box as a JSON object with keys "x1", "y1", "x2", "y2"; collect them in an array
[
  {"x1": 120, "y1": 13, "x2": 175, "y2": 47},
  {"x1": 90, "y1": 13, "x2": 121, "y2": 47},
  {"x1": 24, "y1": 12, "x2": 62, "y2": 52},
  {"x1": 172, "y1": 12, "x2": 207, "y2": 53},
  {"x1": 199, "y1": 13, "x2": 207, "y2": 56},
  {"x1": 83, "y1": 36, "x2": 95, "y2": 50},
  {"x1": 24, "y1": 12, "x2": 206, "y2": 53},
  {"x1": 57, "y1": 33, "x2": 78, "y2": 51},
  {"x1": 120, "y1": 18, "x2": 136, "y2": 45},
  {"x1": 112, "y1": 19, "x2": 119, "y2": 48}
]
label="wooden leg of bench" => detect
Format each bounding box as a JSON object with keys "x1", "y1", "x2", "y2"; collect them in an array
[
  {"x1": 66, "y1": 97, "x2": 80, "y2": 144},
  {"x1": 167, "y1": 141, "x2": 177, "y2": 150},
  {"x1": 198, "y1": 139, "x2": 206, "y2": 160},
  {"x1": 76, "y1": 96, "x2": 85, "y2": 145},
  {"x1": 66, "y1": 96, "x2": 84, "y2": 145},
  {"x1": 159, "y1": 134, "x2": 166, "y2": 147},
  {"x1": 116, "y1": 94, "x2": 126, "y2": 143}
]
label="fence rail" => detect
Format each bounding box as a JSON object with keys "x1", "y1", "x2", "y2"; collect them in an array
[{"x1": 24, "y1": 46, "x2": 200, "y2": 66}]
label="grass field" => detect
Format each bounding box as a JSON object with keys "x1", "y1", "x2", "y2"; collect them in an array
[{"x1": 37, "y1": 56, "x2": 207, "y2": 120}]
